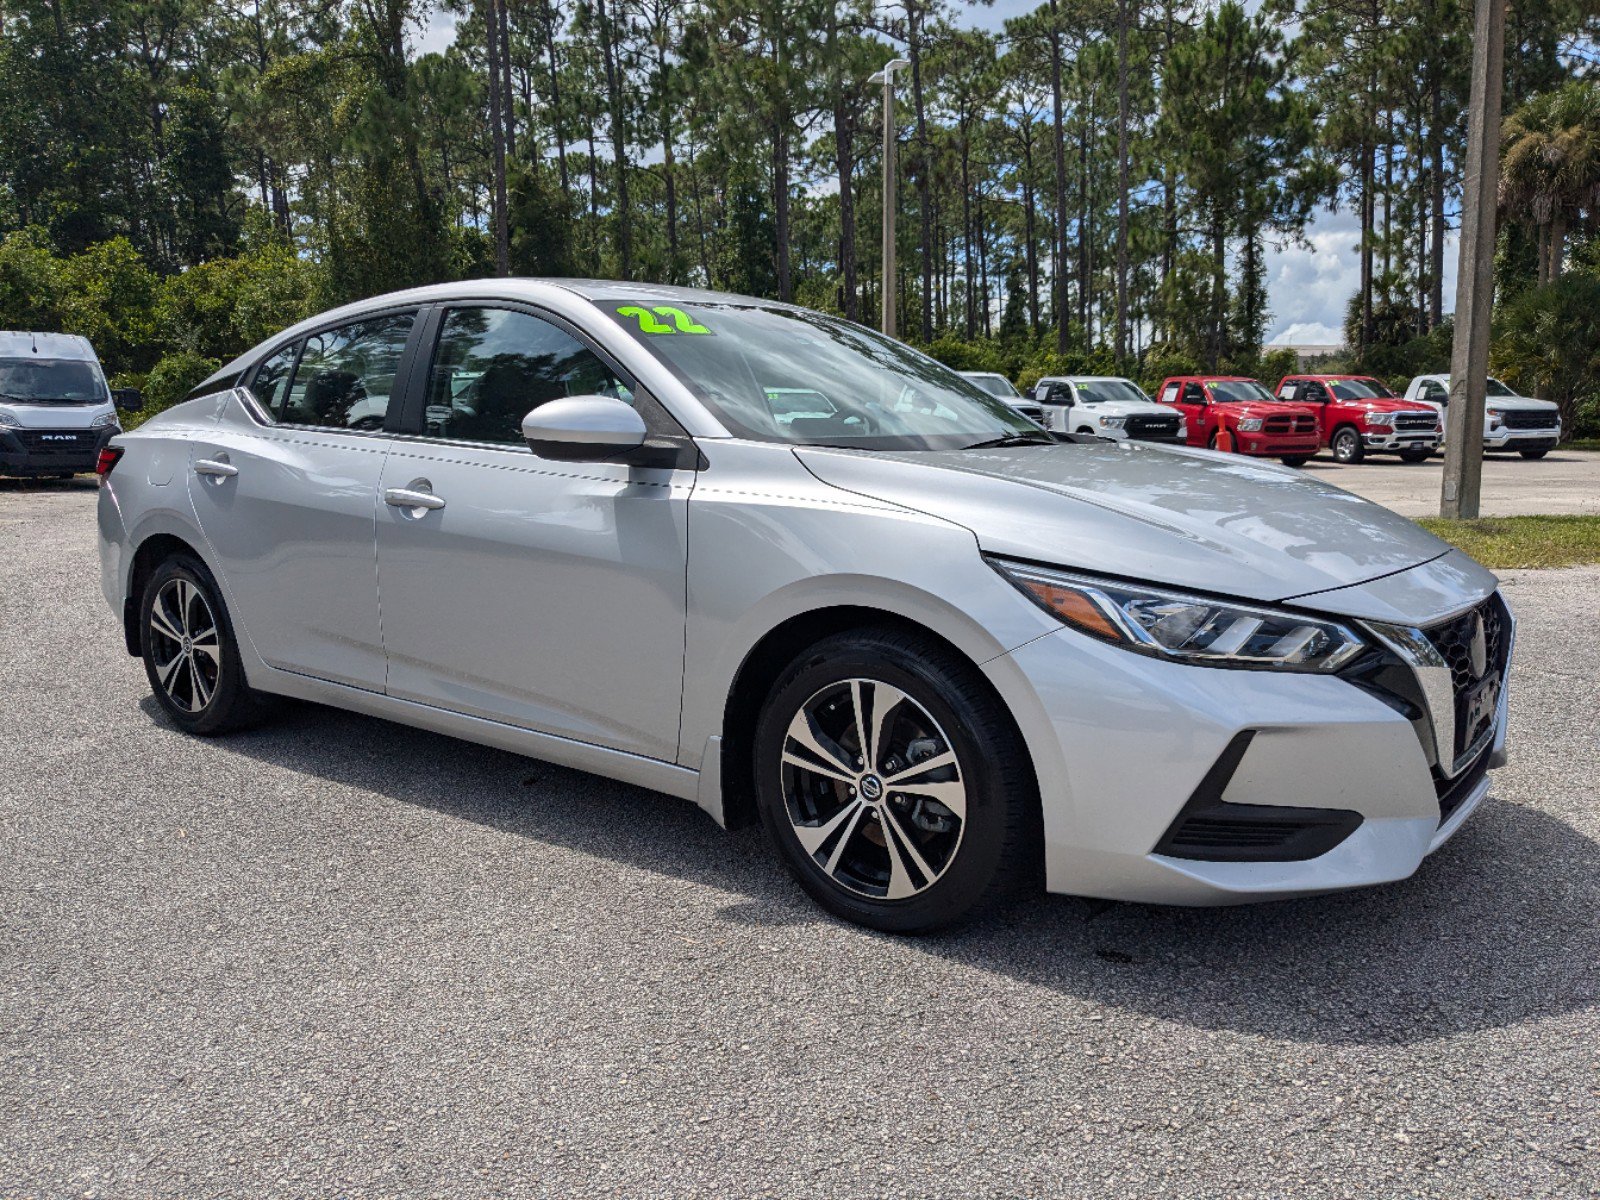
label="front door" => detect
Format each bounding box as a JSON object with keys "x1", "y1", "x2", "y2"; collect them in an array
[
  {"x1": 186, "y1": 311, "x2": 417, "y2": 690},
  {"x1": 373, "y1": 304, "x2": 694, "y2": 762},
  {"x1": 1168, "y1": 381, "x2": 1213, "y2": 445}
]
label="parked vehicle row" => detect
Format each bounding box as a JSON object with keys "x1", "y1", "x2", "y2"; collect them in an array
[{"x1": 95, "y1": 281, "x2": 1513, "y2": 933}]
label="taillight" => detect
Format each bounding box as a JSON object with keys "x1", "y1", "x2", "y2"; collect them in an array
[{"x1": 95, "y1": 446, "x2": 124, "y2": 478}]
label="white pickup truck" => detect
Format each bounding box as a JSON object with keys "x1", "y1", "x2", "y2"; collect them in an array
[
  {"x1": 1404, "y1": 375, "x2": 1562, "y2": 459},
  {"x1": 1030, "y1": 376, "x2": 1186, "y2": 443}
]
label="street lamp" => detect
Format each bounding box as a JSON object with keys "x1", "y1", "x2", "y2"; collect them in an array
[{"x1": 868, "y1": 58, "x2": 911, "y2": 338}]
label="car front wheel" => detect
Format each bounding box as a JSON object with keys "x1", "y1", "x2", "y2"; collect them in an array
[
  {"x1": 1520, "y1": 449, "x2": 1548, "y2": 459},
  {"x1": 1399, "y1": 447, "x2": 1433, "y2": 463},
  {"x1": 753, "y1": 628, "x2": 1038, "y2": 933},
  {"x1": 139, "y1": 554, "x2": 265, "y2": 735},
  {"x1": 1331, "y1": 426, "x2": 1364, "y2": 463}
]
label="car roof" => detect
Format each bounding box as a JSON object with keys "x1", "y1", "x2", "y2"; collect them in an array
[
  {"x1": 957, "y1": 371, "x2": 1007, "y2": 378},
  {"x1": 1042, "y1": 376, "x2": 1134, "y2": 384},
  {"x1": 0, "y1": 331, "x2": 99, "y2": 361}
]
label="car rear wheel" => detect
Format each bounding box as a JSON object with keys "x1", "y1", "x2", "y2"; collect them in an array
[
  {"x1": 1331, "y1": 426, "x2": 1364, "y2": 464},
  {"x1": 753, "y1": 628, "x2": 1038, "y2": 933},
  {"x1": 139, "y1": 555, "x2": 265, "y2": 735},
  {"x1": 1399, "y1": 447, "x2": 1433, "y2": 463},
  {"x1": 1520, "y1": 449, "x2": 1548, "y2": 459}
]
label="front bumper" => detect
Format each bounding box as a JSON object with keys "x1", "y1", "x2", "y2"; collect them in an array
[
  {"x1": 1363, "y1": 429, "x2": 1441, "y2": 453},
  {"x1": 0, "y1": 425, "x2": 117, "y2": 476},
  {"x1": 982, "y1": 609, "x2": 1508, "y2": 906},
  {"x1": 1234, "y1": 432, "x2": 1320, "y2": 457},
  {"x1": 1484, "y1": 428, "x2": 1558, "y2": 450}
]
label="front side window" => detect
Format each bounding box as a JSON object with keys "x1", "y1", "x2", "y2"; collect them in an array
[
  {"x1": 1182, "y1": 383, "x2": 1206, "y2": 404},
  {"x1": 601, "y1": 299, "x2": 1034, "y2": 451},
  {"x1": 423, "y1": 307, "x2": 633, "y2": 446},
  {"x1": 0, "y1": 358, "x2": 107, "y2": 405},
  {"x1": 1486, "y1": 378, "x2": 1517, "y2": 397},
  {"x1": 279, "y1": 313, "x2": 414, "y2": 429},
  {"x1": 1421, "y1": 379, "x2": 1447, "y2": 402}
]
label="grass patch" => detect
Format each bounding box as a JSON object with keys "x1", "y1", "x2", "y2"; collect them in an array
[
  {"x1": 1417, "y1": 515, "x2": 1600, "y2": 569},
  {"x1": 1563, "y1": 438, "x2": 1600, "y2": 453}
]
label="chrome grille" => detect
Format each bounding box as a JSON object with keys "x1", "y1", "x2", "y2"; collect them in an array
[{"x1": 1395, "y1": 411, "x2": 1438, "y2": 431}]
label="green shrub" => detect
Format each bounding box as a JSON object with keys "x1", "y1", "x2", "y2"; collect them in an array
[{"x1": 138, "y1": 351, "x2": 221, "y2": 425}]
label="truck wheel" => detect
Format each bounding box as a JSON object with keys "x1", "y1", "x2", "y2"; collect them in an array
[
  {"x1": 753, "y1": 627, "x2": 1039, "y2": 933},
  {"x1": 1399, "y1": 447, "x2": 1434, "y2": 463},
  {"x1": 1331, "y1": 426, "x2": 1364, "y2": 464},
  {"x1": 139, "y1": 554, "x2": 267, "y2": 735},
  {"x1": 1519, "y1": 449, "x2": 1548, "y2": 460},
  {"x1": 1279, "y1": 456, "x2": 1311, "y2": 468}
]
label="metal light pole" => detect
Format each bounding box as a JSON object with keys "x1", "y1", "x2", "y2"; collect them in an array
[
  {"x1": 870, "y1": 58, "x2": 911, "y2": 338},
  {"x1": 1441, "y1": 0, "x2": 1506, "y2": 519}
]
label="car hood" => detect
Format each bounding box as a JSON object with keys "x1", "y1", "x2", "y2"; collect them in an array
[
  {"x1": 1219, "y1": 401, "x2": 1315, "y2": 419},
  {"x1": 1079, "y1": 400, "x2": 1174, "y2": 418},
  {"x1": 0, "y1": 400, "x2": 114, "y2": 429},
  {"x1": 796, "y1": 440, "x2": 1453, "y2": 605},
  {"x1": 1488, "y1": 395, "x2": 1559, "y2": 412}
]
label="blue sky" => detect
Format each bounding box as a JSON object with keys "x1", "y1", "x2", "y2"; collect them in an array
[{"x1": 418, "y1": 0, "x2": 1431, "y2": 346}]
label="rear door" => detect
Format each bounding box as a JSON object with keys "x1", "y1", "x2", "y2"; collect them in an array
[
  {"x1": 372, "y1": 302, "x2": 695, "y2": 762},
  {"x1": 185, "y1": 309, "x2": 422, "y2": 690}
]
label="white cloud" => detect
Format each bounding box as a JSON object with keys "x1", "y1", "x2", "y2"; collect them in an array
[{"x1": 415, "y1": 8, "x2": 456, "y2": 56}]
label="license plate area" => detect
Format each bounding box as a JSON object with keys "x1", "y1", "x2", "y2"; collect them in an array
[{"x1": 1455, "y1": 672, "x2": 1501, "y2": 769}]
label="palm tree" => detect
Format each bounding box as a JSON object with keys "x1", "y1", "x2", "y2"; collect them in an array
[{"x1": 1500, "y1": 81, "x2": 1600, "y2": 285}]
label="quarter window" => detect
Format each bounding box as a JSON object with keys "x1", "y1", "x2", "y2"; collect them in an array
[
  {"x1": 421, "y1": 307, "x2": 633, "y2": 446},
  {"x1": 251, "y1": 342, "x2": 300, "y2": 416},
  {"x1": 279, "y1": 313, "x2": 414, "y2": 429}
]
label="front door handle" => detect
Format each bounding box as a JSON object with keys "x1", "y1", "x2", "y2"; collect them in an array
[
  {"x1": 194, "y1": 458, "x2": 238, "y2": 478},
  {"x1": 384, "y1": 487, "x2": 446, "y2": 511}
]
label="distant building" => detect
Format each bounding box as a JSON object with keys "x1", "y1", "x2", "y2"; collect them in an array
[{"x1": 1269, "y1": 343, "x2": 1348, "y2": 367}]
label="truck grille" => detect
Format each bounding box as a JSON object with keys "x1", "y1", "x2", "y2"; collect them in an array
[
  {"x1": 14, "y1": 429, "x2": 96, "y2": 454},
  {"x1": 1394, "y1": 411, "x2": 1438, "y2": 431},
  {"x1": 1501, "y1": 410, "x2": 1557, "y2": 431},
  {"x1": 1263, "y1": 414, "x2": 1316, "y2": 435},
  {"x1": 1125, "y1": 413, "x2": 1181, "y2": 440}
]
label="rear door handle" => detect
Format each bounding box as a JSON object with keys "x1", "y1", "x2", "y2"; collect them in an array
[
  {"x1": 194, "y1": 458, "x2": 238, "y2": 478},
  {"x1": 384, "y1": 488, "x2": 446, "y2": 511}
]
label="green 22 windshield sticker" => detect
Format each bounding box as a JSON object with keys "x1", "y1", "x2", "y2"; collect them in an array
[{"x1": 615, "y1": 305, "x2": 713, "y2": 335}]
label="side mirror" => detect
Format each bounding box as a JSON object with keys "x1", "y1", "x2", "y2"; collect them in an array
[
  {"x1": 521, "y1": 395, "x2": 648, "y2": 462},
  {"x1": 113, "y1": 387, "x2": 144, "y2": 412}
]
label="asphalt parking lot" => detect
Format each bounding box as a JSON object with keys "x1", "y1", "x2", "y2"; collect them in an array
[
  {"x1": 3, "y1": 479, "x2": 1597, "y2": 1198},
  {"x1": 1304, "y1": 447, "x2": 1600, "y2": 517}
]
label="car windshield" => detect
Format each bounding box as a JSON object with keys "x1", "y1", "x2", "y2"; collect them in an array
[
  {"x1": 1328, "y1": 379, "x2": 1392, "y2": 400},
  {"x1": 1207, "y1": 380, "x2": 1274, "y2": 403},
  {"x1": 1075, "y1": 379, "x2": 1151, "y2": 405},
  {"x1": 1486, "y1": 378, "x2": 1518, "y2": 397},
  {"x1": 0, "y1": 357, "x2": 106, "y2": 404},
  {"x1": 966, "y1": 374, "x2": 1021, "y2": 399},
  {"x1": 602, "y1": 299, "x2": 1039, "y2": 450}
]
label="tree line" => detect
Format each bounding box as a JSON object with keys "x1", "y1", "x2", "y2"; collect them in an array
[{"x1": 1, "y1": 0, "x2": 1598, "y2": 430}]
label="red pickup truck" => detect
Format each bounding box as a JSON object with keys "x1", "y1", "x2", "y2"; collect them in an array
[
  {"x1": 1154, "y1": 376, "x2": 1321, "y2": 466},
  {"x1": 1274, "y1": 374, "x2": 1442, "y2": 464}
]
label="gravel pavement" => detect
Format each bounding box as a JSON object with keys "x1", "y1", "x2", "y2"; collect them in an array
[{"x1": 2, "y1": 477, "x2": 1597, "y2": 1198}]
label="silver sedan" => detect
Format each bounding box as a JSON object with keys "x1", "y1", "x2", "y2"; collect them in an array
[{"x1": 96, "y1": 281, "x2": 1512, "y2": 932}]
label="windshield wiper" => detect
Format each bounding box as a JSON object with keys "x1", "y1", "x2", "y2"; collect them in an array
[{"x1": 963, "y1": 432, "x2": 1056, "y2": 450}]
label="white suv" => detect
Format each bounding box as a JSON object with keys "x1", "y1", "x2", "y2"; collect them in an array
[
  {"x1": 957, "y1": 371, "x2": 1047, "y2": 424},
  {"x1": 1032, "y1": 376, "x2": 1186, "y2": 443}
]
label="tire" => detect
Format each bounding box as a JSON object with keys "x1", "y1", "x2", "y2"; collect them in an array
[
  {"x1": 138, "y1": 554, "x2": 265, "y2": 735},
  {"x1": 1076, "y1": 427, "x2": 1096, "y2": 437},
  {"x1": 1207, "y1": 430, "x2": 1233, "y2": 452},
  {"x1": 1331, "y1": 426, "x2": 1364, "y2": 464},
  {"x1": 753, "y1": 627, "x2": 1039, "y2": 934},
  {"x1": 1279, "y1": 456, "x2": 1311, "y2": 468},
  {"x1": 1399, "y1": 447, "x2": 1433, "y2": 463},
  {"x1": 1520, "y1": 449, "x2": 1548, "y2": 460}
]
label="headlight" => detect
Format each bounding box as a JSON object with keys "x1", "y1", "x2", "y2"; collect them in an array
[
  {"x1": 1365, "y1": 410, "x2": 1395, "y2": 427},
  {"x1": 0, "y1": 410, "x2": 19, "y2": 428},
  {"x1": 1487, "y1": 409, "x2": 1503, "y2": 425},
  {"x1": 990, "y1": 560, "x2": 1366, "y2": 672},
  {"x1": 1097, "y1": 415, "x2": 1126, "y2": 429},
  {"x1": 91, "y1": 412, "x2": 119, "y2": 429},
  {"x1": 1237, "y1": 418, "x2": 1263, "y2": 432}
]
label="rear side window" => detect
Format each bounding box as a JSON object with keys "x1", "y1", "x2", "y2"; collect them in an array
[
  {"x1": 419, "y1": 307, "x2": 633, "y2": 446},
  {"x1": 278, "y1": 313, "x2": 414, "y2": 429}
]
